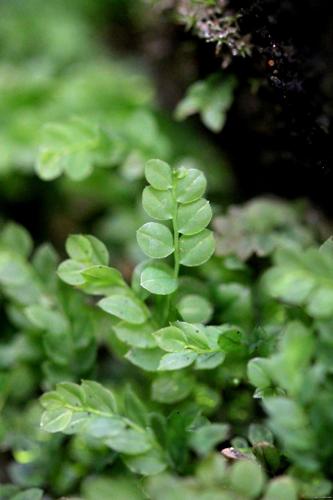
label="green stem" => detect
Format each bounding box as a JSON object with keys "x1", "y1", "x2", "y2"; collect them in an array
[{"x1": 161, "y1": 174, "x2": 180, "y2": 326}]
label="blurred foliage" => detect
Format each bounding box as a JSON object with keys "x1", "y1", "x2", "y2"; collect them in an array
[
  {"x1": 1, "y1": 0, "x2": 333, "y2": 499},
  {"x1": 214, "y1": 197, "x2": 330, "y2": 261}
]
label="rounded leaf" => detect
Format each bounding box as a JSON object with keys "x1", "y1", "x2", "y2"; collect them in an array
[
  {"x1": 175, "y1": 168, "x2": 206, "y2": 203},
  {"x1": 158, "y1": 351, "x2": 197, "y2": 371},
  {"x1": 114, "y1": 321, "x2": 157, "y2": 348},
  {"x1": 230, "y1": 460, "x2": 265, "y2": 498},
  {"x1": 247, "y1": 358, "x2": 271, "y2": 389},
  {"x1": 177, "y1": 294, "x2": 213, "y2": 323},
  {"x1": 142, "y1": 186, "x2": 173, "y2": 221},
  {"x1": 264, "y1": 477, "x2": 298, "y2": 500},
  {"x1": 137, "y1": 223, "x2": 174, "y2": 259},
  {"x1": 105, "y1": 428, "x2": 152, "y2": 455},
  {"x1": 179, "y1": 229, "x2": 215, "y2": 267},
  {"x1": 140, "y1": 263, "x2": 177, "y2": 295},
  {"x1": 178, "y1": 198, "x2": 212, "y2": 235},
  {"x1": 57, "y1": 259, "x2": 85, "y2": 285},
  {"x1": 98, "y1": 295, "x2": 148, "y2": 324},
  {"x1": 154, "y1": 326, "x2": 187, "y2": 352},
  {"x1": 145, "y1": 159, "x2": 172, "y2": 190}
]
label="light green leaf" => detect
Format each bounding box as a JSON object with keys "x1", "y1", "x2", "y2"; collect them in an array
[
  {"x1": 124, "y1": 449, "x2": 167, "y2": 476},
  {"x1": 56, "y1": 382, "x2": 85, "y2": 407},
  {"x1": 230, "y1": 460, "x2": 266, "y2": 498},
  {"x1": 124, "y1": 386, "x2": 149, "y2": 428},
  {"x1": 57, "y1": 259, "x2": 86, "y2": 285},
  {"x1": 145, "y1": 159, "x2": 172, "y2": 190},
  {"x1": 1, "y1": 222, "x2": 32, "y2": 257},
  {"x1": 40, "y1": 408, "x2": 72, "y2": 432},
  {"x1": 195, "y1": 352, "x2": 225, "y2": 370},
  {"x1": 248, "y1": 424, "x2": 273, "y2": 445},
  {"x1": 81, "y1": 265, "x2": 125, "y2": 292},
  {"x1": 189, "y1": 423, "x2": 229, "y2": 456},
  {"x1": 66, "y1": 234, "x2": 108, "y2": 265},
  {"x1": 264, "y1": 477, "x2": 298, "y2": 500},
  {"x1": 140, "y1": 262, "x2": 177, "y2": 295},
  {"x1": 126, "y1": 348, "x2": 164, "y2": 372},
  {"x1": 84, "y1": 416, "x2": 126, "y2": 438},
  {"x1": 105, "y1": 428, "x2": 152, "y2": 455},
  {"x1": 137, "y1": 222, "x2": 174, "y2": 259},
  {"x1": 158, "y1": 351, "x2": 197, "y2": 371},
  {"x1": 12, "y1": 489, "x2": 43, "y2": 500},
  {"x1": 81, "y1": 380, "x2": 117, "y2": 414},
  {"x1": 152, "y1": 372, "x2": 194, "y2": 403},
  {"x1": 98, "y1": 294, "x2": 148, "y2": 324},
  {"x1": 247, "y1": 358, "x2": 271, "y2": 390},
  {"x1": 142, "y1": 186, "x2": 173, "y2": 221},
  {"x1": 178, "y1": 198, "x2": 212, "y2": 235},
  {"x1": 114, "y1": 321, "x2": 157, "y2": 348},
  {"x1": 307, "y1": 287, "x2": 333, "y2": 318},
  {"x1": 176, "y1": 322, "x2": 211, "y2": 352},
  {"x1": 153, "y1": 326, "x2": 187, "y2": 352},
  {"x1": 177, "y1": 294, "x2": 213, "y2": 323},
  {"x1": 26, "y1": 305, "x2": 68, "y2": 334},
  {"x1": 175, "y1": 168, "x2": 206, "y2": 204},
  {"x1": 179, "y1": 229, "x2": 215, "y2": 267}
]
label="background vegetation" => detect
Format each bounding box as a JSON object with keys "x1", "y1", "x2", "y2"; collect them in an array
[{"x1": 0, "y1": 1, "x2": 332, "y2": 499}]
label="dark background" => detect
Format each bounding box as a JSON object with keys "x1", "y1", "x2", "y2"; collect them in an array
[{"x1": 134, "y1": 0, "x2": 333, "y2": 213}]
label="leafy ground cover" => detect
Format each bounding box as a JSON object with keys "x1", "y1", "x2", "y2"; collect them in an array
[{"x1": 1, "y1": 1, "x2": 333, "y2": 499}]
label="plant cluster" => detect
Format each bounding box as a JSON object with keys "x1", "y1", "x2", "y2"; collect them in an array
[{"x1": 1, "y1": 1, "x2": 333, "y2": 499}]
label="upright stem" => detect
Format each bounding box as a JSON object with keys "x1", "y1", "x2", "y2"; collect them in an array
[
  {"x1": 162, "y1": 174, "x2": 180, "y2": 326},
  {"x1": 172, "y1": 171, "x2": 180, "y2": 279}
]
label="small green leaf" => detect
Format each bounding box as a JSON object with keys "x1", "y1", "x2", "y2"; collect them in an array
[
  {"x1": 137, "y1": 222, "x2": 174, "y2": 259},
  {"x1": 145, "y1": 159, "x2": 172, "y2": 190},
  {"x1": 124, "y1": 387, "x2": 149, "y2": 428},
  {"x1": 179, "y1": 229, "x2": 215, "y2": 267},
  {"x1": 264, "y1": 477, "x2": 298, "y2": 500},
  {"x1": 248, "y1": 424, "x2": 273, "y2": 445},
  {"x1": 178, "y1": 198, "x2": 212, "y2": 235},
  {"x1": 40, "y1": 408, "x2": 72, "y2": 432},
  {"x1": 66, "y1": 234, "x2": 108, "y2": 265},
  {"x1": 195, "y1": 352, "x2": 225, "y2": 370},
  {"x1": 81, "y1": 265, "x2": 125, "y2": 291},
  {"x1": 84, "y1": 416, "x2": 126, "y2": 438},
  {"x1": 142, "y1": 186, "x2": 173, "y2": 221},
  {"x1": 154, "y1": 326, "x2": 187, "y2": 352},
  {"x1": 126, "y1": 348, "x2": 164, "y2": 372},
  {"x1": 176, "y1": 322, "x2": 211, "y2": 351},
  {"x1": 81, "y1": 380, "x2": 117, "y2": 414},
  {"x1": 98, "y1": 295, "x2": 148, "y2": 324},
  {"x1": 158, "y1": 351, "x2": 197, "y2": 371},
  {"x1": 175, "y1": 168, "x2": 206, "y2": 204},
  {"x1": 26, "y1": 305, "x2": 68, "y2": 334},
  {"x1": 114, "y1": 321, "x2": 157, "y2": 348},
  {"x1": 189, "y1": 423, "x2": 229, "y2": 456},
  {"x1": 140, "y1": 262, "x2": 177, "y2": 295},
  {"x1": 57, "y1": 259, "x2": 86, "y2": 285},
  {"x1": 177, "y1": 294, "x2": 213, "y2": 323},
  {"x1": 12, "y1": 489, "x2": 43, "y2": 500},
  {"x1": 247, "y1": 358, "x2": 271, "y2": 390},
  {"x1": 1, "y1": 222, "x2": 32, "y2": 257},
  {"x1": 105, "y1": 428, "x2": 152, "y2": 455},
  {"x1": 230, "y1": 460, "x2": 266, "y2": 498},
  {"x1": 152, "y1": 372, "x2": 194, "y2": 403},
  {"x1": 124, "y1": 449, "x2": 167, "y2": 476}
]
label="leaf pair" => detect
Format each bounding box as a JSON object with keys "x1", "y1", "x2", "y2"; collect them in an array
[{"x1": 153, "y1": 322, "x2": 244, "y2": 371}]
